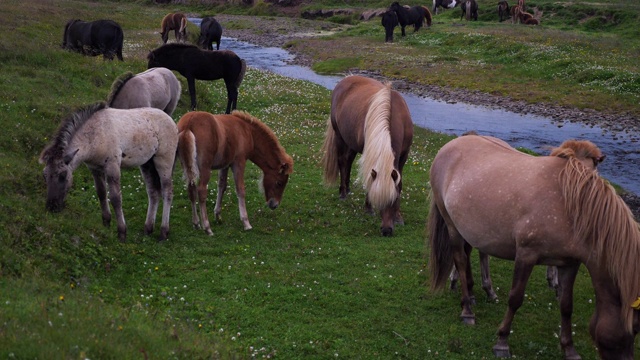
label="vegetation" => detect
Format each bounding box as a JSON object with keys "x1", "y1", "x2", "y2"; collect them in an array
[{"x1": 1, "y1": 0, "x2": 638, "y2": 359}]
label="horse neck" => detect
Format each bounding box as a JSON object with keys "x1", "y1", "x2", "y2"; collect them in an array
[{"x1": 246, "y1": 125, "x2": 282, "y2": 172}]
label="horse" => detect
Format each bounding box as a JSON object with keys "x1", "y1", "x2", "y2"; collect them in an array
[
  {"x1": 321, "y1": 75, "x2": 413, "y2": 237},
  {"x1": 147, "y1": 43, "x2": 246, "y2": 113},
  {"x1": 107, "y1": 67, "x2": 181, "y2": 116},
  {"x1": 39, "y1": 102, "x2": 178, "y2": 242},
  {"x1": 428, "y1": 134, "x2": 639, "y2": 359},
  {"x1": 381, "y1": 10, "x2": 399, "y2": 43},
  {"x1": 198, "y1": 16, "x2": 223, "y2": 51},
  {"x1": 460, "y1": 0, "x2": 478, "y2": 21},
  {"x1": 176, "y1": 111, "x2": 294, "y2": 235},
  {"x1": 497, "y1": 1, "x2": 510, "y2": 22},
  {"x1": 389, "y1": 2, "x2": 432, "y2": 37},
  {"x1": 160, "y1": 12, "x2": 188, "y2": 44},
  {"x1": 446, "y1": 138, "x2": 607, "y2": 303},
  {"x1": 62, "y1": 19, "x2": 123, "y2": 61},
  {"x1": 433, "y1": 0, "x2": 459, "y2": 15}
]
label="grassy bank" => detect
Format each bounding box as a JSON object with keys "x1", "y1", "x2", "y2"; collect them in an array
[{"x1": 0, "y1": 0, "x2": 632, "y2": 358}]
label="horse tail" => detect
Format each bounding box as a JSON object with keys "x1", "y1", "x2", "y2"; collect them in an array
[
  {"x1": 358, "y1": 83, "x2": 398, "y2": 210},
  {"x1": 320, "y1": 117, "x2": 339, "y2": 185},
  {"x1": 177, "y1": 129, "x2": 199, "y2": 185},
  {"x1": 179, "y1": 16, "x2": 188, "y2": 36},
  {"x1": 235, "y1": 58, "x2": 246, "y2": 90},
  {"x1": 422, "y1": 6, "x2": 433, "y2": 27},
  {"x1": 428, "y1": 189, "x2": 455, "y2": 292},
  {"x1": 107, "y1": 72, "x2": 134, "y2": 106},
  {"x1": 466, "y1": 0, "x2": 471, "y2": 20},
  {"x1": 115, "y1": 27, "x2": 124, "y2": 61}
]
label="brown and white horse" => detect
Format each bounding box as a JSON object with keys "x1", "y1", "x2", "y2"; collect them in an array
[
  {"x1": 428, "y1": 134, "x2": 639, "y2": 359},
  {"x1": 176, "y1": 111, "x2": 293, "y2": 234},
  {"x1": 160, "y1": 12, "x2": 188, "y2": 44},
  {"x1": 322, "y1": 75, "x2": 413, "y2": 237}
]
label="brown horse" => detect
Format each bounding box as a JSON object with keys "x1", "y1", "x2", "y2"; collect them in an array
[
  {"x1": 447, "y1": 138, "x2": 606, "y2": 303},
  {"x1": 160, "y1": 13, "x2": 188, "y2": 44},
  {"x1": 321, "y1": 75, "x2": 413, "y2": 237},
  {"x1": 176, "y1": 111, "x2": 294, "y2": 234},
  {"x1": 428, "y1": 134, "x2": 639, "y2": 359}
]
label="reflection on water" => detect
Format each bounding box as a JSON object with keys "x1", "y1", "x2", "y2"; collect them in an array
[{"x1": 187, "y1": 18, "x2": 639, "y2": 195}]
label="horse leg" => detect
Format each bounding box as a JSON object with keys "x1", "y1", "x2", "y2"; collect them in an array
[
  {"x1": 449, "y1": 231, "x2": 475, "y2": 324},
  {"x1": 547, "y1": 265, "x2": 560, "y2": 298},
  {"x1": 493, "y1": 257, "x2": 535, "y2": 358},
  {"x1": 154, "y1": 158, "x2": 174, "y2": 242},
  {"x1": 197, "y1": 169, "x2": 214, "y2": 235},
  {"x1": 556, "y1": 265, "x2": 581, "y2": 360},
  {"x1": 400, "y1": 25, "x2": 407, "y2": 37},
  {"x1": 462, "y1": 243, "x2": 477, "y2": 305},
  {"x1": 230, "y1": 162, "x2": 252, "y2": 230},
  {"x1": 106, "y1": 168, "x2": 126, "y2": 242},
  {"x1": 187, "y1": 77, "x2": 197, "y2": 110},
  {"x1": 139, "y1": 161, "x2": 161, "y2": 237},
  {"x1": 224, "y1": 81, "x2": 238, "y2": 114},
  {"x1": 214, "y1": 167, "x2": 229, "y2": 223},
  {"x1": 187, "y1": 180, "x2": 201, "y2": 230},
  {"x1": 480, "y1": 251, "x2": 498, "y2": 301},
  {"x1": 337, "y1": 145, "x2": 356, "y2": 200},
  {"x1": 90, "y1": 168, "x2": 111, "y2": 227}
]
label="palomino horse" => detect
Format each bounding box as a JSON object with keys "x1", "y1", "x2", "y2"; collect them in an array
[
  {"x1": 160, "y1": 12, "x2": 188, "y2": 44},
  {"x1": 321, "y1": 75, "x2": 413, "y2": 237},
  {"x1": 147, "y1": 43, "x2": 246, "y2": 113},
  {"x1": 108, "y1": 67, "x2": 181, "y2": 116},
  {"x1": 447, "y1": 138, "x2": 607, "y2": 303},
  {"x1": 389, "y1": 2, "x2": 432, "y2": 37},
  {"x1": 39, "y1": 102, "x2": 178, "y2": 242},
  {"x1": 428, "y1": 134, "x2": 639, "y2": 359},
  {"x1": 176, "y1": 111, "x2": 293, "y2": 234}
]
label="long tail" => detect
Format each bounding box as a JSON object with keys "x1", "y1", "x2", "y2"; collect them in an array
[
  {"x1": 422, "y1": 6, "x2": 433, "y2": 27},
  {"x1": 177, "y1": 129, "x2": 199, "y2": 185},
  {"x1": 428, "y1": 189, "x2": 455, "y2": 292},
  {"x1": 466, "y1": 0, "x2": 471, "y2": 20},
  {"x1": 179, "y1": 17, "x2": 188, "y2": 34},
  {"x1": 235, "y1": 59, "x2": 246, "y2": 89},
  {"x1": 321, "y1": 117, "x2": 339, "y2": 185}
]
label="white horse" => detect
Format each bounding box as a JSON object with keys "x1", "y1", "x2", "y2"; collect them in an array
[{"x1": 108, "y1": 67, "x2": 181, "y2": 116}]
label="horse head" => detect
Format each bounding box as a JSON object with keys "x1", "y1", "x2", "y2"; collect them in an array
[
  {"x1": 39, "y1": 148, "x2": 78, "y2": 212},
  {"x1": 550, "y1": 139, "x2": 605, "y2": 170},
  {"x1": 259, "y1": 156, "x2": 294, "y2": 210}
]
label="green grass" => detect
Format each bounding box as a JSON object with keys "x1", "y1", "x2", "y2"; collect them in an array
[{"x1": 0, "y1": 0, "x2": 636, "y2": 358}]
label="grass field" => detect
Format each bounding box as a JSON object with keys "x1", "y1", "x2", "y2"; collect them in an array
[{"x1": 0, "y1": 0, "x2": 638, "y2": 358}]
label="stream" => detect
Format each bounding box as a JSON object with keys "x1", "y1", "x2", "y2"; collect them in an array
[{"x1": 190, "y1": 21, "x2": 639, "y2": 195}]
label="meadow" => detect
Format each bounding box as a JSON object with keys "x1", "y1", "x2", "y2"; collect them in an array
[{"x1": 1, "y1": 0, "x2": 638, "y2": 358}]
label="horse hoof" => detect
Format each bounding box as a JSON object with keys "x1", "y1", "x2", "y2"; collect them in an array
[
  {"x1": 205, "y1": 229, "x2": 213, "y2": 236},
  {"x1": 244, "y1": 225, "x2": 253, "y2": 231},
  {"x1": 492, "y1": 346, "x2": 511, "y2": 358},
  {"x1": 461, "y1": 316, "x2": 475, "y2": 325}
]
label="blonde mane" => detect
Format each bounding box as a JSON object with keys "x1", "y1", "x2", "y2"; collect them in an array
[
  {"x1": 559, "y1": 157, "x2": 640, "y2": 332},
  {"x1": 357, "y1": 84, "x2": 398, "y2": 210}
]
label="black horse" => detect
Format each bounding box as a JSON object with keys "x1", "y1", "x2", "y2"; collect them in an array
[
  {"x1": 198, "y1": 17, "x2": 223, "y2": 51},
  {"x1": 460, "y1": 0, "x2": 478, "y2": 20},
  {"x1": 389, "y1": 2, "x2": 432, "y2": 37},
  {"x1": 497, "y1": 1, "x2": 510, "y2": 22},
  {"x1": 147, "y1": 43, "x2": 246, "y2": 113},
  {"x1": 433, "y1": 0, "x2": 459, "y2": 15},
  {"x1": 381, "y1": 10, "x2": 399, "y2": 43},
  {"x1": 62, "y1": 19, "x2": 123, "y2": 61}
]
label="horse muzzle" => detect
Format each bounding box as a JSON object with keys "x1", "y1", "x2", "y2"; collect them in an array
[
  {"x1": 267, "y1": 199, "x2": 279, "y2": 210},
  {"x1": 46, "y1": 200, "x2": 65, "y2": 213},
  {"x1": 380, "y1": 226, "x2": 394, "y2": 237}
]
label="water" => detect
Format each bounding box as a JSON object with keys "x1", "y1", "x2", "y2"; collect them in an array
[{"x1": 188, "y1": 19, "x2": 640, "y2": 195}]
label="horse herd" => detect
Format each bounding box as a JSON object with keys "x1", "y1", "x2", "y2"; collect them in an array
[
  {"x1": 49, "y1": 9, "x2": 639, "y2": 360},
  {"x1": 382, "y1": 0, "x2": 540, "y2": 43}
]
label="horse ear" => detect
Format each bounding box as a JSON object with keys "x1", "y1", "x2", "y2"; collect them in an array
[
  {"x1": 596, "y1": 155, "x2": 606, "y2": 164},
  {"x1": 279, "y1": 162, "x2": 290, "y2": 175},
  {"x1": 63, "y1": 149, "x2": 79, "y2": 165},
  {"x1": 370, "y1": 169, "x2": 377, "y2": 180}
]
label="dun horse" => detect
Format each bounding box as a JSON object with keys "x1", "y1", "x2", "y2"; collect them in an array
[
  {"x1": 39, "y1": 102, "x2": 178, "y2": 242},
  {"x1": 428, "y1": 134, "x2": 639, "y2": 359},
  {"x1": 176, "y1": 111, "x2": 294, "y2": 234},
  {"x1": 321, "y1": 75, "x2": 413, "y2": 237},
  {"x1": 389, "y1": 2, "x2": 432, "y2": 37},
  {"x1": 160, "y1": 12, "x2": 188, "y2": 44},
  {"x1": 108, "y1": 67, "x2": 181, "y2": 116},
  {"x1": 147, "y1": 43, "x2": 246, "y2": 113}
]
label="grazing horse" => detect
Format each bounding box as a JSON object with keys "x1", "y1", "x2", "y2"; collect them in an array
[
  {"x1": 160, "y1": 12, "x2": 188, "y2": 44},
  {"x1": 108, "y1": 67, "x2": 181, "y2": 116},
  {"x1": 39, "y1": 102, "x2": 178, "y2": 242},
  {"x1": 176, "y1": 111, "x2": 294, "y2": 234},
  {"x1": 460, "y1": 0, "x2": 478, "y2": 21},
  {"x1": 381, "y1": 10, "x2": 399, "y2": 43},
  {"x1": 447, "y1": 138, "x2": 607, "y2": 303},
  {"x1": 147, "y1": 43, "x2": 246, "y2": 113},
  {"x1": 198, "y1": 16, "x2": 223, "y2": 50},
  {"x1": 389, "y1": 2, "x2": 432, "y2": 37},
  {"x1": 497, "y1": 1, "x2": 510, "y2": 22},
  {"x1": 433, "y1": 0, "x2": 459, "y2": 15},
  {"x1": 428, "y1": 134, "x2": 639, "y2": 359},
  {"x1": 62, "y1": 19, "x2": 123, "y2": 61},
  {"x1": 321, "y1": 75, "x2": 413, "y2": 237}
]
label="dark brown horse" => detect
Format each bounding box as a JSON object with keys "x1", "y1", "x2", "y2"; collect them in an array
[
  {"x1": 321, "y1": 75, "x2": 413, "y2": 237},
  {"x1": 389, "y1": 2, "x2": 432, "y2": 37},
  {"x1": 176, "y1": 111, "x2": 294, "y2": 235},
  {"x1": 160, "y1": 12, "x2": 188, "y2": 44},
  {"x1": 497, "y1": 1, "x2": 510, "y2": 22},
  {"x1": 428, "y1": 134, "x2": 639, "y2": 359},
  {"x1": 147, "y1": 43, "x2": 246, "y2": 113}
]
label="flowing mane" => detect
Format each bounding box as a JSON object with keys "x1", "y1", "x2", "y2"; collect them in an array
[
  {"x1": 107, "y1": 72, "x2": 134, "y2": 106},
  {"x1": 39, "y1": 102, "x2": 107, "y2": 162},
  {"x1": 559, "y1": 157, "x2": 640, "y2": 332},
  {"x1": 357, "y1": 83, "x2": 398, "y2": 210}
]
